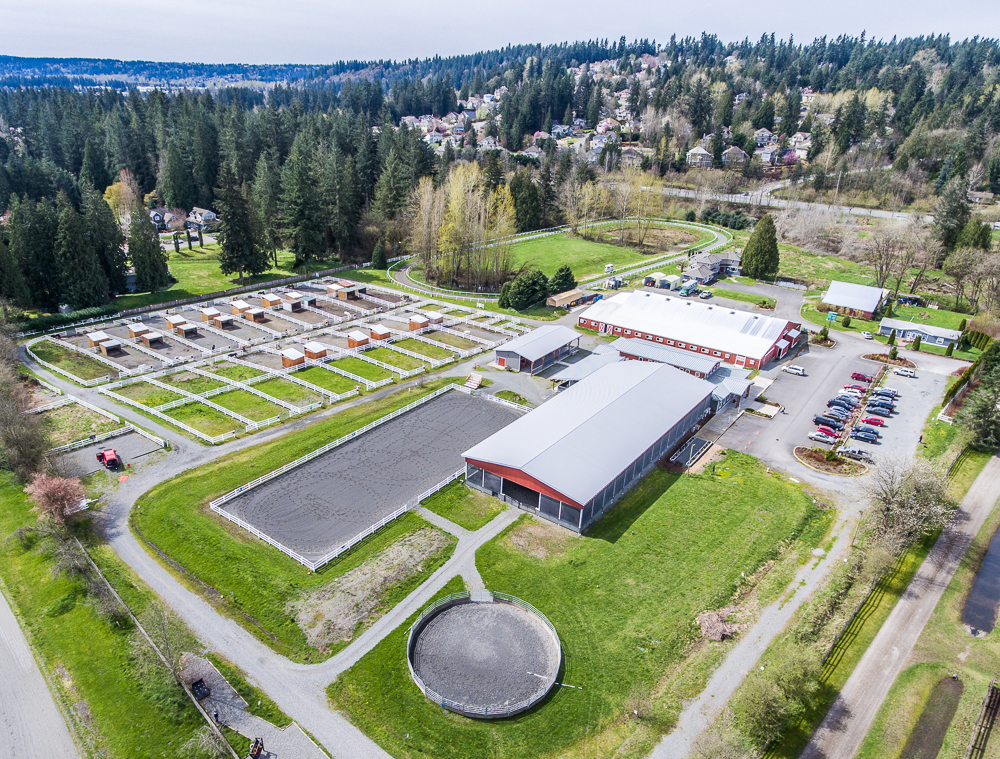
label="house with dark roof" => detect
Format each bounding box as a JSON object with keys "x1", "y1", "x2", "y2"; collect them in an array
[{"x1": 722, "y1": 145, "x2": 748, "y2": 166}]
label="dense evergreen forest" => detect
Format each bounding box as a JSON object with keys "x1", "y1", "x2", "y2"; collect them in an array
[{"x1": 0, "y1": 32, "x2": 999, "y2": 313}]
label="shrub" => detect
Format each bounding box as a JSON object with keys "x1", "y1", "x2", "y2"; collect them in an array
[
  {"x1": 887, "y1": 329, "x2": 896, "y2": 345},
  {"x1": 912, "y1": 335, "x2": 922, "y2": 351},
  {"x1": 946, "y1": 342, "x2": 954, "y2": 356},
  {"x1": 842, "y1": 316, "x2": 852, "y2": 328},
  {"x1": 889, "y1": 345, "x2": 899, "y2": 360},
  {"x1": 685, "y1": 210, "x2": 697, "y2": 222}
]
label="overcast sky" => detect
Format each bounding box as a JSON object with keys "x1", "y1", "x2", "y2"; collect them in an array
[{"x1": 4, "y1": 0, "x2": 999, "y2": 65}]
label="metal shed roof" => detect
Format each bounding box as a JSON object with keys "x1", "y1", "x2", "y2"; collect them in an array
[
  {"x1": 495, "y1": 325, "x2": 580, "y2": 363},
  {"x1": 549, "y1": 351, "x2": 622, "y2": 383},
  {"x1": 610, "y1": 337, "x2": 721, "y2": 375},
  {"x1": 822, "y1": 281, "x2": 889, "y2": 313},
  {"x1": 464, "y1": 361, "x2": 713, "y2": 506}
]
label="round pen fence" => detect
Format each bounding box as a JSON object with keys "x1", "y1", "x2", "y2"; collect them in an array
[{"x1": 407, "y1": 591, "x2": 562, "y2": 719}]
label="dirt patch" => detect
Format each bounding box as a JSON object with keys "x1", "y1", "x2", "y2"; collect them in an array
[
  {"x1": 41, "y1": 403, "x2": 119, "y2": 446},
  {"x1": 505, "y1": 517, "x2": 576, "y2": 560},
  {"x1": 697, "y1": 608, "x2": 738, "y2": 641},
  {"x1": 289, "y1": 528, "x2": 451, "y2": 650},
  {"x1": 863, "y1": 353, "x2": 917, "y2": 368}
]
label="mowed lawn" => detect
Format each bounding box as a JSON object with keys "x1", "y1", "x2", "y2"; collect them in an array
[
  {"x1": 29, "y1": 340, "x2": 113, "y2": 381},
  {"x1": 511, "y1": 234, "x2": 652, "y2": 280},
  {"x1": 331, "y1": 356, "x2": 394, "y2": 382},
  {"x1": 130, "y1": 380, "x2": 459, "y2": 661},
  {"x1": 330, "y1": 453, "x2": 823, "y2": 759},
  {"x1": 290, "y1": 366, "x2": 360, "y2": 395}
]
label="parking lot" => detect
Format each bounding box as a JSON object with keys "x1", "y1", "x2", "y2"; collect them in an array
[{"x1": 717, "y1": 335, "x2": 957, "y2": 493}]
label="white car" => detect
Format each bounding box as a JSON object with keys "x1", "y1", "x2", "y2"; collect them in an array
[
  {"x1": 808, "y1": 431, "x2": 836, "y2": 444},
  {"x1": 839, "y1": 388, "x2": 864, "y2": 398},
  {"x1": 861, "y1": 331, "x2": 873, "y2": 339},
  {"x1": 783, "y1": 365, "x2": 806, "y2": 376},
  {"x1": 893, "y1": 367, "x2": 916, "y2": 378}
]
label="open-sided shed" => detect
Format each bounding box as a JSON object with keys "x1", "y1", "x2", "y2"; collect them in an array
[
  {"x1": 175, "y1": 323, "x2": 198, "y2": 337},
  {"x1": 230, "y1": 300, "x2": 251, "y2": 315},
  {"x1": 370, "y1": 325, "x2": 391, "y2": 341},
  {"x1": 327, "y1": 280, "x2": 366, "y2": 300},
  {"x1": 423, "y1": 310, "x2": 445, "y2": 324},
  {"x1": 127, "y1": 324, "x2": 149, "y2": 338},
  {"x1": 141, "y1": 332, "x2": 165, "y2": 347},
  {"x1": 303, "y1": 341, "x2": 327, "y2": 360},
  {"x1": 213, "y1": 315, "x2": 235, "y2": 329},
  {"x1": 495, "y1": 325, "x2": 580, "y2": 374},
  {"x1": 244, "y1": 308, "x2": 266, "y2": 323},
  {"x1": 347, "y1": 330, "x2": 370, "y2": 348},
  {"x1": 100, "y1": 339, "x2": 123, "y2": 356},
  {"x1": 200, "y1": 307, "x2": 220, "y2": 322},
  {"x1": 281, "y1": 348, "x2": 305, "y2": 368},
  {"x1": 165, "y1": 314, "x2": 186, "y2": 328},
  {"x1": 86, "y1": 331, "x2": 111, "y2": 347}
]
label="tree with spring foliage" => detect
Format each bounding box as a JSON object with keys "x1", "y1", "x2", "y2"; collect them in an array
[{"x1": 549, "y1": 265, "x2": 576, "y2": 294}]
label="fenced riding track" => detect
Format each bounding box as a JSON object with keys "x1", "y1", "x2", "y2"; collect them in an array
[
  {"x1": 212, "y1": 387, "x2": 523, "y2": 566},
  {"x1": 407, "y1": 591, "x2": 562, "y2": 718}
]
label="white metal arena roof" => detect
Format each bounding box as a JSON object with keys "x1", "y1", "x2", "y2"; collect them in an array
[
  {"x1": 464, "y1": 361, "x2": 714, "y2": 506},
  {"x1": 497, "y1": 324, "x2": 580, "y2": 363},
  {"x1": 610, "y1": 337, "x2": 720, "y2": 375},
  {"x1": 822, "y1": 281, "x2": 889, "y2": 313},
  {"x1": 582, "y1": 291, "x2": 790, "y2": 360}
]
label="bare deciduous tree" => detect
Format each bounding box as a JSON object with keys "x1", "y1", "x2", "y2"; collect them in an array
[
  {"x1": 943, "y1": 247, "x2": 980, "y2": 310},
  {"x1": 182, "y1": 726, "x2": 230, "y2": 759},
  {"x1": 864, "y1": 230, "x2": 900, "y2": 289},
  {"x1": 407, "y1": 177, "x2": 444, "y2": 270},
  {"x1": 861, "y1": 456, "x2": 952, "y2": 554}
]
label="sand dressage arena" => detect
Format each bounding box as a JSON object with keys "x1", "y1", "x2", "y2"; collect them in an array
[
  {"x1": 408, "y1": 593, "x2": 561, "y2": 718},
  {"x1": 218, "y1": 391, "x2": 522, "y2": 562}
]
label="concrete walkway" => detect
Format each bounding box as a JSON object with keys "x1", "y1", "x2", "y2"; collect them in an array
[{"x1": 800, "y1": 453, "x2": 1000, "y2": 759}]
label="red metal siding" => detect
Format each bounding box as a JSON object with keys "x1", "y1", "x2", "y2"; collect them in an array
[{"x1": 465, "y1": 458, "x2": 584, "y2": 509}]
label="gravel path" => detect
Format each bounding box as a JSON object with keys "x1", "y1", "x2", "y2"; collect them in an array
[
  {"x1": 800, "y1": 453, "x2": 1000, "y2": 759},
  {"x1": 0, "y1": 584, "x2": 79, "y2": 759}
]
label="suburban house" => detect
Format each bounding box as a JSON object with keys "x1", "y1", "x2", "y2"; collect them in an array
[
  {"x1": 822, "y1": 281, "x2": 891, "y2": 319},
  {"x1": 684, "y1": 249, "x2": 742, "y2": 284},
  {"x1": 877, "y1": 318, "x2": 962, "y2": 348},
  {"x1": 686, "y1": 146, "x2": 712, "y2": 168},
  {"x1": 188, "y1": 207, "x2": 217, "y2": 230},
  {"x1": 754, "y1": 128, "x2": 777, "y2": 147},
  {"x1": 620, "y1": 147, "x2": 643, "y2": 167},
  {"x1": 791, "y1": 131, "x2": 812, "y2": 147},
  {"x1": 721, "y1": 145, "x2": 748, "y2": 166}
]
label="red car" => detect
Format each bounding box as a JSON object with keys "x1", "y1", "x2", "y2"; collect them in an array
[
  {"x1": 816, "y1": 425, "x2": 838, "y2": 437},
  {"x1": 851, "y1": 372, "x2": 874, "y2": 382},
  {"x1": 844, "y1": 384, "x2": 867, "y2": 392},
  {"x1": 860, "y1": 417, "x2": 885, "y2": 427}
]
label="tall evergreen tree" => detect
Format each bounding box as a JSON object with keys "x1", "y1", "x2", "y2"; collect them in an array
[
  {"x1": 372, "y1": 145, "x2": 410, "y2": 219},
  {"x1": 934, "y1": 179, "x2": 972, "y2": 252},
  {"x1": 6, "y1": 196, "x2": 59, "y2": 307},
  {"x1": 81, "y1": 183, "x2": 128, "y2": 294},
  {"x1": 128, "y1": 202, "x2": 170, "y2": 292},
  {"x1": 162, "y1": 140, "x2": 196, "y2": 210},
  {"x1": 0, "y1": 237, "x2": 28, "y2": 306},
  {"x1": 549, "y1": 264, "x2": 576, "y2": 293},
  {"x1": 54, "y1": 191, "x2": 109, "y2": 307},
  {"x1": 214, "y1": 161, "x2": 268, "y2": 285},
  {"x1": 741, "y1": 214, "x2": 780, "y2": 280},
  {"x1": 250, "y1": 152, "x2": 281, "y2": 267},
  {"x1": 955, "y1": 217, "x2": 993, "y2": 250},
  {"x1": 279, "y1": 134, "x2": 325, "y2": 272},
  {"x1": 371, "y1": 240, "x2": 387, "y2": 269},
  {"x1": 79, "y1": 137, "x2": 111, "y2": 192}
]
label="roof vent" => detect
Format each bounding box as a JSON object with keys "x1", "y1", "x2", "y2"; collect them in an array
[{"x1": 730, "y1": 310, "x2": 735, "y2": 314}]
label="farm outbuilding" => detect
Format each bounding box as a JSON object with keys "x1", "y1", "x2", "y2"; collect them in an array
[
  {"x1": 545, "y1": 289, "x2": 601, "y2": 309},
  {"x1": 127, "y1": 324, "x2": 149, "y2": 338},
  {"x1": 281, "y1": 348, "x2": 305, "y2": 368},
  {"x1": 347, "y1": 330, "x2": 370, "y2": 348},
  {"x1": 494, "y1": 325, "x2": 580, "y2": 374},
  {"x1": 245, "y1": 308, "x2": 266, "y2": 323},
  {"x1": 303, "y1": 341, "x2": 327, "y2": 360},
  {"x1": 261, "y1": 293, "x2": 282, "y2": 308},
  {"x1": 409, "y1": 315, "x2": 430, "y2": 331},
  {"x1": 213, "y1": 315, "x2": 235, "y2": 329},
  {"x1": 175, "y1": 323, "x2": 198, "y2": 337},
  {"x1": 822, "y1": 281, "x2": 890, "y2": 319},
  {"x1": 423, "y1": 310, "x2": 445, "y2": 324},
  {"x1": 230, "y1": 300, "x2": 251, "y2": 315},
  {"x1": 141, "y1": 332, "x2": 165, "y2": 347},
  {"x1": 283, "y1": 298, "x2": 305, "y2": 313},
  {"x1": 327, "y1": 280, "x2": 366, "y2": 300},
  {"x1": 86, "y1": 331, "x2": 111, "y2": 347},
  {"x1": 611, "y1": 337, "x2": 721, "y2": 379},
  {"x1": 165, "y1": 314, "x2": 186, "y2": 328},
  {"x1": 370, "y1": 325, "x2": 391, "y2": 341},
  {"x1": 464, "y1": 361, "x2": 714, "y2": 531},
  {"x1": 99, "y1": 339, "x2": 123, "y2": 356},
  {"x1": 200, "y1": 307, "x2": 220, "y2": 322}
]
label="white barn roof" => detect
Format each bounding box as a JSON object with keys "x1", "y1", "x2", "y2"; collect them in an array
[
  {"x1": 281, "y1": 348, "x2": 304, "y2": 360},
  {"x1": 497, "y1": 325, "x2": 580, "y2": 363},
  {"x1": 464, "y1": 361, "x2": 713, "y2": 506},
  {"x1": 610, "y1": 337, "x2": 720, "y2": 375},
  {"x1": 822, "y1": 281, "x2": 889, "y2": 313},
  {"x1": 581, "y1": 291, "x2": 790, "y2": 360}
]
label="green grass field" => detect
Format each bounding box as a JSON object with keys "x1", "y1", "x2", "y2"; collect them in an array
[
  {"x1": 163, "y1": 402, "x2": 243, "y2": 437},
  {"x1": 208, "y1": 362, "x2": 266, "y2": 382},
  {"x1": 510, "y1": 234, "x2": 651, "y2": 279},
  {"x1": 131, "y1": 380, "x2": 459, "y2": 660},
  {"x1": 252, "y1": 378, "x2": 322, "y2": 407},
  {"x1": 40, "y1": 403, "x2": 121, "y2": 446},
  {"x1": 158, "y1": 371, "x2": 227, "y2": 395},
  {"x1": 364, "y1": 347, "x2": 427, "y2": 371},
  {"x1": 331, "y1": 356, "x2": 394, "y2": 382},
  {"x1": 494, "y1": 389, "x2": 530, "y2": 405},
  {"x1": 211, "y1": 390, "x2": 285, "y2": 422},
  {"x1": 331, "y1": 453, "x2": 826, "y2": 759},
  {"x1": 419, "y1": 478, "x2": 506, "y2": 531},
  {"x1": 707, "y1": 287, "x2": 777, "y2": 308},
  {"x1": 290, "y1": 366, "x2": 360, "y2": 395},
  {"x1": 112, "y1": 381, "x2": 185, "y2": 407},
  {"x1": 0, "y1": 473, "x2": 207, "y2": 757},
  {"x1": 29, "y1": 341, "x2": 113, "y2": 381},
  {"x1": 392, "y1": 338, "x2": 455, "y2": 361},
  {"x1": 424, "y1": 331, "x2": 479, "y2": 350}
]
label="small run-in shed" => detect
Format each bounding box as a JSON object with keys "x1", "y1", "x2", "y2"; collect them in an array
[
  {"x1": 409, "y1": 314, "x2": 430, "y2": 331},
  {"x1": 100, "y1": 339, "x2": 123, "y2": 356},
  {"x1": 244, "y1": 308, "x2": 266, "y2": 323},
  {"x1": 283, "y1": 294, "x2": 305, "y2": 313},
  {"x1": 303, "y1": 341, "x2": 327, "y2": 360},
  {"x1": 200, "y1": 307, "x2": 220, "y2": 322},
  {"x1": 347, "y1": 330, "x2": 369, "y2": 348},
  {"x1": 546, "y1": 288, "x2": 601, "y2": 309},
  {"x1": 423, "y1": 310, "x2": 445, "y2": 324},
  {"x1": 86, "y1": 331, "x2": 111, "y2": 347},
  {"x1": 370, "y1": 324, "x2": 391, "y2": 341},
  {"x1": 175, "y1": 323, "x2": 198, "y2": 338},
  {"x1": 213, "y1": 314, "x2": 235, "y2": 329},
  {"x1": 127, "y1": 324, "x2": 149, "y2": 338},
  {"x1": 230, "y1": 300, "x2": 251, "y2": 315},
  {"x1": 495, "y1": 325, "x2": 581, "y2": 374},
  {"x1": 165, "y1": 314, "x2": 186, "y2": 328},
  {"x1": 281, "y1": 348, "x2": 305, "y2": 368},
  {"x1": 141, "y1": 331, "x2": 165, "y2": 347},
  {"x1": 327, "y1": 280, "x2": 366, "y2": 300},
  {"x1": 261, "y1": 293, "x2": 282, "y2": 308}
]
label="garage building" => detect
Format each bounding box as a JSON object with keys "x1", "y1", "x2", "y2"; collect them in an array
[
  {"x1": 464, "y1": 361, "x2": 713, "y2": 531},
  {"x1": 822, "y1": 281, "x2": 890, "y2": 319},
  {"x1": 579, "y1": 290, "x2": 800, "y2": 369},
  {"x1": 495, "y1": 325, "x2": 580, "y2": 374}
]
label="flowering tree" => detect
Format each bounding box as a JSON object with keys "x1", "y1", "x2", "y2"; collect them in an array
[{"x1": 24, "y1": 474, "x2": 85, "y2": 525}]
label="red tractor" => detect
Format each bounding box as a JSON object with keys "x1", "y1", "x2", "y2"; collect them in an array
[{"x1": 96, "y1": 449, "x2": 121, "y2": 470}]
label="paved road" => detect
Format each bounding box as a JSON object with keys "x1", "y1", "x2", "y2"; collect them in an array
[
  {"x1": 0, "y1": 584, "x2": 79, "y2": 759},
  {"x1": 800, "y1": 452, "x2": 1000, "y2": 759}
]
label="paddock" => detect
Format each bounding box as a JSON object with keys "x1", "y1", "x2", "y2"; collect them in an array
[{"x1": 217, "y1": 391, "x2": 523, "y2": 563}]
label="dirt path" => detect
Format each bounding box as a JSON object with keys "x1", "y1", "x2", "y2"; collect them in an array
[{"x1": 800, "y1": 452, "x2": 1000, "y2": 759}]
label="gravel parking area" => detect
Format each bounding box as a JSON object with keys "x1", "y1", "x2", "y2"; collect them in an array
[
  {"x1": 55, "y1": 431, "x2": 164, "y2": 477},
  {"x1": 220, "y1": 392, "x2": 522, "y2": 561}
]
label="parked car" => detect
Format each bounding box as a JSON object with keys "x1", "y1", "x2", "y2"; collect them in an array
[
  {"x1": 699, "y1": 290, "x2": 713, "y2": 299},
  {"x1": 860, "y1": 417, "x2": 885, "y2": 427},
  {"x1": 850, "y1": 429, "x2": 879, "y2": 443},
  {"x1": 814, "y1": 415, "x2": 844, "y2": 430},
  {"x1": 855, "y1": 424, "x2": 880, "y2": 437},
  {"x1": 861, "y1": 331, "x2": 874, "y2": 339},
  {"x1": 893, "y1": 367, "x2": 916, "y2": 378},
  {"x1": 865, "y1": 406, "x2": 890, "y2": 417},
  {"x1": 840, "y1": 447, "x2": 874, "y2": 462},
  {"x1": 783, "y1": 365, "x2": 806, "y2": 376},
  {"x1": 816, "y1": 425, "x2": 838, "y2": 438},
  {"x1": 835, "y1": 395, "x2": 860, "y2": 407},
  {"x1": 875, "y1": 387, "x2": 899, "y2": 398},
  {"x1": 828, "y1": 399, "x2": 853, "y2": 410},
  {"x1": 809, "y1": 431, "x2": 836, "y2": 444},
  {"x1": 839, "y1": 388, "x2": 864, "y2": 398},
  {"x1": 825, "y1": 408, "x2": 850, "y2": 420},
  {"x1": 852, "y1": 372, "x2": 874, "y2": 382},
  {"x1": 844, "y1": 384, "x2": 867, "y2": 392},
  {"x1": 869, "y1": 397, "x2": 896, "y2": 408}
]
